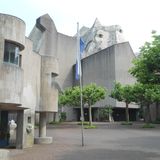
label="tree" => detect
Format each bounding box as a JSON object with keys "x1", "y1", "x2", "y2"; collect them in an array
[
  {"x1": 59, "y1": 86, "x2": 81, "y2": 107},
  {"x1": 110, "y1": 82, "x2": 134, "y2": 123},
  {"x1": 58, "y1": 86, "x2": 81, "y2": 122},
  {"x1": 131, "y1": 83, "x2": 160, "y2": 123},
  {"x1": 83, "y1": 83, "x2": 107, "y2": 126},
  {"x1": 99, "y1": 106, "x2": 113, "y2": 122},
  {"x1": 130, "y1": 31, "x2": 160, "y2": 84},
  {"x1": 129, "y1": 31, "x2": 160, "y2": 121},
  {"x1": 146, "y1": 84, "x2": 160, "y2": 121},
  {"x1": 131, "y1": 83, "x2": 150, "y2": 122},
  {"x1": 59, "y1": 83, "x2": 107, "y2": 126}
]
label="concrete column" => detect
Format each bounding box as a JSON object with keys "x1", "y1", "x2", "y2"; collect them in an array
[
  {"x1": 16, "y1": 110, "x2": 24, "y2": 149},
  {"x1": 39, "y1": 112, "x2": 46, "y2": 137},
  {"x1": 34, "y1": 112, "x2": 52, "y2": 144}
]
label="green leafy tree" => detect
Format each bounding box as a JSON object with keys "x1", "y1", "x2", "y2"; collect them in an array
[
  {"x1": 59, "y1": 86, "x2": 81, "y2": 106},
  {"x1": 130, "y1": 32, "x2": 160, "y2": 121},
  {"x1": 83, "y1": 83, "x2": 107, "y2": 126},
  {"x1": 59, "y1": 83, "x2": 107, "y2": 126},
  {"x1": 146, "y1": 85, "x2": 160, "y2": 121},
  {"x1": 58, "y1": 86, "x2": 81, "y2": 121},
  {"x1": 131, "y1": 83, "x2": 160, "y2": 123},
  {"x1": 99, "y1": 106, "x2": 113, "y2": 121},
  {"x1": 110, "y1": 82, "x2": 134, "y2": 123},
  {"x1": 130, "y1": 31, "x2": 160, "y2": 84}
]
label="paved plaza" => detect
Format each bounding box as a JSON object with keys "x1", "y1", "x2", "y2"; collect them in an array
[{"x1": 10, "y1": 122, "x2": 160, "y2": 160}]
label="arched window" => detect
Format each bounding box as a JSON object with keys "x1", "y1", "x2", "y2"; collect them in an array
[{"x1": 3, "y1": 41, "x2": 21, "y2": 66}]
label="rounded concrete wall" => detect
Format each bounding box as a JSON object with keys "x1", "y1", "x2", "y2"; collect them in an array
[
  {"x1": 0, "y1": 13, "x2": 25, "y2": 50},
  {"x1": 40, "y1": 56, "x2": 59, "y2": 112},
  {"x1": 0, "y1": 13, "x2": 25, "y2": 106}
]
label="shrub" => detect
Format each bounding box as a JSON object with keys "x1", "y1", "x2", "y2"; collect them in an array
[
  {"x1": 142, "y1": 123, "x2": 155, "y2": 128},
  {"x1": 84, "y1": 125, "x2": 96, "y2": 129},
  {"x1": 77, "y1": 121, "x2": 89, "y2": 125},
  {"x1": 60, "y1": 112, "x2": 66, "y2": 122}
]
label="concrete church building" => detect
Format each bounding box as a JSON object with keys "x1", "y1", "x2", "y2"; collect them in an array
[
  {"x1": 0, "y1": 13, "x2": 59, "y2": 148},
  {"x1": 0, "y1": 13, "x2": 138, "y2": 148},
  {"x1": 67, "y1": 18, "x2": 138, "y2": 121}
]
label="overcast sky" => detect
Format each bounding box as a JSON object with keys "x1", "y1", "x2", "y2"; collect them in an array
[{"x1": 1, "y1": 0, "x2": 160, "y2": 53}]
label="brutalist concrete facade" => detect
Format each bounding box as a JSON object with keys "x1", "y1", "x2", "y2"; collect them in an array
[
  {"x1": 29, "y1": 14, "x2": 139, "y2": 122},
  {"x1": 0, "y1": 13, "x2": 59, "y2": 148},
  {"x1": 0, "y1": 13, "x2": 26, "y2": 149},
  {"x1": 79, "y1": 42, "x2": 138, "y2": 121},
  {"x1": 0, "y1": 12, "x2": 147, "y2": 149},
  {"x1": 81, "y1": 42, "x2": 136, "y2": 106}
]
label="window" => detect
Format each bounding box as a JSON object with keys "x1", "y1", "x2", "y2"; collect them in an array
[
  {"x1": 51, "y1": 72, "x2": 56, "y2": 87},
  {"x1": 119, "y1": 29, "x2": 123, "y2": 33},
  {"x1": 28, "y1": 116, "x2": 31, "y2": 123},
  {"x1": 4, "y1": 41, "x2": 21, "y2": 66},
  {"x1": 98, "y1": 34, "x2": 103, "y2": 38}
]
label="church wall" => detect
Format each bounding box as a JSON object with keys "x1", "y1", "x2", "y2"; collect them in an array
[
  {"x1": 81, "y1": 42, "x2": 138, "y2": 109},
  {"x1": 114, "y1": 42, "x2": 138, "y2": 109},
  {"x1": 55, "y1": 33, "x2": 77, "y2": 121},
  {"x1": 20, "y1": 38, "x2": 41, "y2": 148},
  {"x1": 114, "y1": 42, "x2": 136, "y2": 85},
  {"x1": 56, "y1": 33, "x2": 77, "y2": 89},
  {"x1": 21, "y1": 38, "x2": 41, "y2": 110},
  {"x1": 82, "y1": 45, "x2": 116, "y2": 108}
]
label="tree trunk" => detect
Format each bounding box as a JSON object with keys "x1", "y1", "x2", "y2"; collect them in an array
[
  {"x1": 125, "y1": 102, "x2": 129, "y2": 122},
  {"x1": 89, "y1": 105, "x2": 92, "y2": 126},
  {"x1": 109, "y1": 113, "x2": 112, "y2": 122},
  {"x1": 156, "y1": 102, "x2": 159, "y2": 120},
  {"x1": 145, "y1": 104, "x2": 151, "y2": 123}
]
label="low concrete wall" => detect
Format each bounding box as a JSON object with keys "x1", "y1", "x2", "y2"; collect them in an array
[
  {"x1": 34, "y1": 137, "x2": 52, "y2": 144},
  {"x1": 0, "y1": 149, "x2": 9, "y2": 160}
]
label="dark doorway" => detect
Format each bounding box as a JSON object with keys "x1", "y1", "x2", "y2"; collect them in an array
[
  {"x1": 0, "y1": 111, "x2": 9, "y2": 147},
  {"x1": 76, "y1": 108, "x2": 97, "y2": 121},
  {"x1": 112, "y1": 108, "x2": 138, "y2": 121}
]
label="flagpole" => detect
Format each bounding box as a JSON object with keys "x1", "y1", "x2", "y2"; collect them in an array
[{"x1": 77, "y1": 22, "x2": 84, "y2": 147}]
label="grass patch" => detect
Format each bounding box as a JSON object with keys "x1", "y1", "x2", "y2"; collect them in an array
[
  {"x1": 49, "y1": 121, "x2": 61, "y2": 125},
  {"x1": 77, "y1": 121, "x2": 90, "y2": 125},
  {"x1": 142, "y1": 123, "x2": 155, "y2": 128},
  {"x1": 84, "y1": 125, "x2": 96, "y2": 129},
  {"x1": 121, "y1": 122, "x2": 133, "y2": 125}
]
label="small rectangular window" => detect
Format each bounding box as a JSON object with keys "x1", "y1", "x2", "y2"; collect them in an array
[
  {"x1": 4, "y1": 41, "x2": 21, "y2": 66},
  {"x1": 28, "y1": 116, "x2": 31, "y2": 123}
]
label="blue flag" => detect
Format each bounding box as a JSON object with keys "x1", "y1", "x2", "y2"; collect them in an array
[
  {"x1": 75, "y1": 38, "x2": 85, "y2": 80},
  {"x1": 80, "y1": 38, "x2": 85, "y2": 55}
]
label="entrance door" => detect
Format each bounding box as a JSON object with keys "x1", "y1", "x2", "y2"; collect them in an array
[{"x1": 0, "y1": 111, "x2": 9, "y2": 147}]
